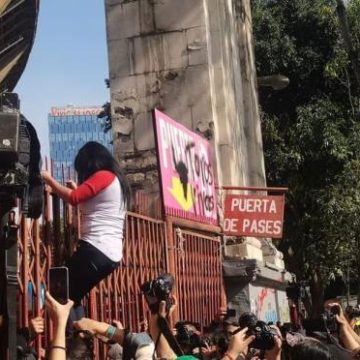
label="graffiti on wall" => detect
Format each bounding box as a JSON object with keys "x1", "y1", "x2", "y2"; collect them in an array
[
  {"x1": 249, "y1": 285, "x2": 290, "y2": 324},
  {"x1": 255, "y1": 287, "x2": 278, "y2": 323},
  {"x1": 277, "y1": 289, "x2": 291, "y2": 323}
]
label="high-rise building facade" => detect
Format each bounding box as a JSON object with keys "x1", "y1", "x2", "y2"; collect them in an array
[{"x1": 48, "y1": 105, "x2": 113, "y2": 181}]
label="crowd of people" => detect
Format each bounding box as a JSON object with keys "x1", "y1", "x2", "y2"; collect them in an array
[
  {"x1": 12, "y1": 141, "x2": 360, "y2": 359},
  {"x1": 18, "y1": 282, "x2": 360, "y2": 360}
]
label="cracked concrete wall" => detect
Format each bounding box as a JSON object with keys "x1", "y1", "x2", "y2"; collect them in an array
[{"x1": 105, "y1": 0, "x2": 266, "y2": 211}]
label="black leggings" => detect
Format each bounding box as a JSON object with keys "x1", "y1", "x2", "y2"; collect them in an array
[{"x1": 66, "y1": 240, "x2": 120, "y2": 306}]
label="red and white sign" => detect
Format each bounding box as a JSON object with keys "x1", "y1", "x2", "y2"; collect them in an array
[
  {"x1": 223, "y1": 194, "x2": 285, "y2": 238},
  {"x1": 50, "y1": 106, "x2": 102, "y2": 117}
]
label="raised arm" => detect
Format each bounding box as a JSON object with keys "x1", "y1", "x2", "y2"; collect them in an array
[
  {"x1": 41, "y1": 171, "x2": 72, "y2": 202},
  {"x1": 73, "y1": 318, "x2": 126, "y2": 345},
  {"x1": 46, "y1": 292, "x2": 74, "y2": 360}
]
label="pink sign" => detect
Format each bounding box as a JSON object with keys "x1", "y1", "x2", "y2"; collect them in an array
[{"x1": 153, "y1": 109, "x2": 218, "y2": 225}]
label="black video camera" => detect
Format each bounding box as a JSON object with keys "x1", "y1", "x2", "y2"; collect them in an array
[
  {"x1": 141, "y1": 273, "x2": 174, "y2": 314},
  {"x1": 239, "y1": 313, "x2": 277, "y2": 351},
  {"x1": 0, "y1": 93, "x2": 43, "y2": 218}
]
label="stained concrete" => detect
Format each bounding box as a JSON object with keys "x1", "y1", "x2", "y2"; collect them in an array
[{"x1": 105, "y1": 0, "x2": 266, "y2": 196}]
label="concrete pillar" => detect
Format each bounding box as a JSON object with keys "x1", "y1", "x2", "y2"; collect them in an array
[
  {"x1": 105, "y1": 0, "x2": 287, "y2": 313},
  {"x1": 105, "y1": 0, "x2": 266, "y2": 202}
]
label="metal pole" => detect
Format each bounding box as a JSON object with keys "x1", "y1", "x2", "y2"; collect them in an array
[{"x1": 165, "y1": 216, "x2": 178, "y2": 325}]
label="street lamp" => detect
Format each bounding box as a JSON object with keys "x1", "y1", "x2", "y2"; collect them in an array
[{"x1": 257, "y1": 74, "x2": 290, "y2": 90}]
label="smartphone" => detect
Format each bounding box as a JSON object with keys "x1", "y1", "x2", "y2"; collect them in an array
[{"x1": 49, "y1": 266, "x2": 69, "y2": 304}]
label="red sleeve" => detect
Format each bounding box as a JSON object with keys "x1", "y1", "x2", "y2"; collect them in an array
[{"x1": 69, "y1": 170, "x2": 116, "y2": 205}]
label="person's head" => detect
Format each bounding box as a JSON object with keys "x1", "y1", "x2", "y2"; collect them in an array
[
  {"x1": 288, "y1": 337, "x2": 332, "y2": 360},
  {"x1": 74, "y1": 141, "x2": 130, "y2": 206},
  {"x1": 323, "y1": 276, "x2": 346, "y2": 307}
]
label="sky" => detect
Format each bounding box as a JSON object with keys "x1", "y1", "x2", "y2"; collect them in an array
[{"x1": 15, "y1": 0, "x2": 109, "y2": 158}]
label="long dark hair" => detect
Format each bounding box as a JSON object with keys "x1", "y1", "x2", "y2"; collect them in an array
[
  {"x1": 74, "y1": 141, "x2": 130, "y2": 207},
  {"x1": 290, "y1": 338, "x2": 332, "y2": 360}
]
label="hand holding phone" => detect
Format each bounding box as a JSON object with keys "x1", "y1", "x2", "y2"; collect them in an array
[{"x1": 48, "y1": 267, "x2": 69, "y2": 305}]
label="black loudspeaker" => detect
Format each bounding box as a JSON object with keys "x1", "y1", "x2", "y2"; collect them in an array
[
  {"x1": 0, "y1": 112, "x2": 20, "y2": 165},
  {"x1": 0, "y1": 105, "x2": 43, "y2": 218}
]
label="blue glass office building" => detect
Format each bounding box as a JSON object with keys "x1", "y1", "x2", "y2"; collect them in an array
[{"x1": 48, "y1": 106, "x2": 113, "y2": 181}]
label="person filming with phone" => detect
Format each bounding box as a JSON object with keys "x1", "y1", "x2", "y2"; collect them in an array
[{"x1": 42, "y1": 141, "x2": 130, "y2": 324}]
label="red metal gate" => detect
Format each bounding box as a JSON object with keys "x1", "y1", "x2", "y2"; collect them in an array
[
  {"x1": 12, "y1": 190, "x2": 225, "y2": 359},
  {"x1": 173, "y1": 227, "x2": 223, "y2": 329}
]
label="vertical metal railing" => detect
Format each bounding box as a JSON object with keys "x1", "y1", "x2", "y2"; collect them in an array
[{"x1": 173, "y1": 228, "x2": 223, "y2": 330}]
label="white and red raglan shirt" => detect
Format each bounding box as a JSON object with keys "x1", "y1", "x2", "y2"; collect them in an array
[{"x1": 69, "y1": 170, "x2": 126, "y2": 262}]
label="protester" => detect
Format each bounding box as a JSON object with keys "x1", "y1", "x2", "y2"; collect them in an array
[
  {"x1": 23, "y1": 266, "x2": 360, "y2": 360},
  {"x1": 264, "y1": 326, "x2": 282, "y2": 360},
  {"x1": 41, "y1": 141, "x2": 130, "y2": 310},
  {"x1": 74, "y1": 317, "x2": 154, "y2": 360},
  {"x1": 286, "y1": 335, "x2": 332, "y2": 360},
  {"x1": 328, "y1": 303, "x2": 360, "y2": 357},
  {"x1": 29, "y1": 316, "x2": 44, "y2": 337},
  {"x1": 45, "y1": 291, "x2": 74, "y2": 360},
  {"x1": 220, "y1": 326, "x2": 254, "y2": 360},
  {"x1": 17, "y1": 316, "x2": 45, "y2": 359}
]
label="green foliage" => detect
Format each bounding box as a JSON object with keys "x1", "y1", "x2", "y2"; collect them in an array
[
  {"x1": 98, "y1": 79, "x2": 112, "y2": 134},
  {"x1": 252, "y1": 0, "x2": 360, "y2": 303},
  {"x1": 98, "y1": 101, "x2": 112, "y2": 133}
]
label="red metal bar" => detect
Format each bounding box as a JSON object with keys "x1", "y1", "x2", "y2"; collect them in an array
[
  {"x1": 128, "y1": 210, "x2": 164, "y2": 223},
  {"x1": 43, "y1": 172, "x2": 53, "y2": 343},
  {"x1": 168, "y1": 215, "x2": 222, "y2": 234},
  {"x1": 33, "y1": 220, "x2": 42, "y2": 358},
  {"x1": 216, "y1": 185, "x2": 288, "y2": 192},
  {"x1": 133, "y1": 218, "x2": 141, "y2": 332},
  {"x1": 165, "y1": 217, "x2": 178, "y2": 324},
  {"x1": 20, "y1": 215, "x2": 28, "y2": 329}
]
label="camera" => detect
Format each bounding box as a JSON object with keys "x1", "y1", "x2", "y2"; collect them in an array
[
  {"x1": 0, "y1": 92, "x2": 43, "y2": 219},
  {"x1": 175, "y1": 321, "x2": 209, "y2": 352},
  {"x1": 239, "y1": 313, "x2": 277, "y2": 350},
  {"x1": 303, "y1": 307, "x2": 339, "y2": 336},
  {"x1": 140, "y1": 273, "x2": 174, "y2": 314}
]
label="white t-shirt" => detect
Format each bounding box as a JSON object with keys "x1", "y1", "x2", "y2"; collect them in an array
[{"x1": 70, "y1": 170, "x2": 126, "y2": 262}]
